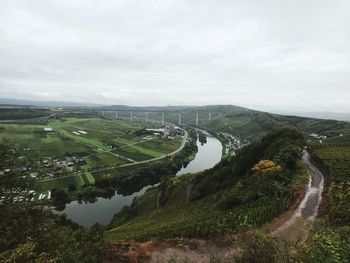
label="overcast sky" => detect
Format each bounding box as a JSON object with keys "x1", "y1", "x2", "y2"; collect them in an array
[{"x1": 0, "y1": 0, "x2": 349, "y2": 112}]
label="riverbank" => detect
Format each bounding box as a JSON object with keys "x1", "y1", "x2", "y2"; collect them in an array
[
  {"x1": 105, "y1": 129, "x2": 304, "y2": 241},
  {"x1": 52, "y1": 129, "x2": 223, "y2": 227}
]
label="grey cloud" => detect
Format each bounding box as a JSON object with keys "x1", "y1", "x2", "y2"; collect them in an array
[{"x1": 0, "y1": 0, "x2": 350, "y2": 112}]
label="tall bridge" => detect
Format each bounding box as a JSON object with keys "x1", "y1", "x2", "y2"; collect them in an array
[{"x1": 100, "y1": 109, "x2": 212, "y2": 126}]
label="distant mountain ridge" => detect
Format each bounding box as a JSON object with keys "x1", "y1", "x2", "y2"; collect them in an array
[
  {"x1": 0, "y1": 97, "x2": 349, "y2": 123},
  {"x1": 277, "y1": 111, "x2": 350, "y2": 122},
  {"x1": 0, "y1": 98, "x2": 105, "y2": 108}
]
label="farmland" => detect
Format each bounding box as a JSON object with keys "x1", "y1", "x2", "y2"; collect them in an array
[
  {"x1": 0, "y1": 123, "x2": 91, "y2": 158},
  {"x1": 0, "y1": 117, "x2": 185, "y2": 192}
]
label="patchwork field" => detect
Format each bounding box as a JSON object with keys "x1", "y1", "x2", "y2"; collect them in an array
[
  {"x1": 0, "y1": 124, "x2": 91, "y2": 158},
  {"x1": 50, "y1": 118, "x2": 181, "y2": 161},
  {"x1": 0, "y1": 117, "x2": 183, "y2": 191}
]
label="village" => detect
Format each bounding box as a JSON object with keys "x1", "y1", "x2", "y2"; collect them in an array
[
  {"x1": 219, "y1": 132, "x2": 250, "y2": 157},
  {"x1": 144, "y1": 123, "x2": 185, "y2": 140}
]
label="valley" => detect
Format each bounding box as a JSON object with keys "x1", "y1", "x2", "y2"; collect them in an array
[{"x1": 1, "y1": 105, "x2": 350, "y2": 262}]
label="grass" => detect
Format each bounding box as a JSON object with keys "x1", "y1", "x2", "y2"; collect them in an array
[
  {"x1": 50, "y1": 119, "x2": 110, "y2": 150},
  {"x1": 37, "y1": 174, "x2": 86, "y2": 190},
  {"x1": 50, "y1": 118, "x2": 154, "y2": 150},
  {"x1": 113, "y1": 138, "x2": 181, "y2": 161},
  {"x1": 82, "y1": 151, "x2": 130, "y2": 170},
  {"x1": 92, "y1": 159, "x2": 165, "y2": 179},
  {"x1": 0, "y1": 123, "x2": 91, "y2": 157},
  {"x1": 291, "y1": 160, "x2": 309, "y2": 185},
  {"x1": 84, "y1": 173, "x2": 95, "y2": 185}
]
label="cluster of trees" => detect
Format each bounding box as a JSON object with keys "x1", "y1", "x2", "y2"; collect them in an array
[
  {"x1": 132, "y1": 128, "x2": 155, "y2": 137},
  {"x1": 0, "y1": 108, "x2": 51, "y2": 120},
  {"x1": 198, "y1": 131, "x2": 207, "y2": 145},
  {"x1": 51, "y1": 188, "x2": 71, "y2": 210},
  {"x1": 77, "y1": 186, "x2": 115, "y2": 202},
  {"x1": 0, "y1": 145, "x2": 104, "y2": 262}
]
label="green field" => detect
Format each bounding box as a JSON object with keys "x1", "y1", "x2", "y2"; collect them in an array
[
  {"x1": 81, "y1": 151, "x2": 129, "y2": 170},
  {"x1": 37, "y1": 174, "x2": 86, "y2": 190},
  {"x1": 0, "y1": 117, "x2": 183, "y2": 191},
  {"x1": 50, "y1": 118, "x2": 154, "y2": 150},
  {"x1": 113, "y1": 138, "x2": 182, "y2": 161},
  {"x1": 0, "y1": 124, "x2": 92, "y2": 157}
]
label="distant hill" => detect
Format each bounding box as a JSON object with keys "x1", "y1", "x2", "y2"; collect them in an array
[
  {"x1": 1, "y1": 99, "x2": 349, "y2": 143},
  {"x1": 277, "y1": 111, "x2": 350, "y2": 122},
  {"x1": 0, "y1": 98, "x2": 104, "y2": 108},
  {"x1": 96, "y1": 104, "x2": 350, "y2": 143}
]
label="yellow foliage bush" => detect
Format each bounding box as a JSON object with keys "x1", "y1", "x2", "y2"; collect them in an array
[{"x1": 252, "y1": 160, "x2": 281, "y2": 177}]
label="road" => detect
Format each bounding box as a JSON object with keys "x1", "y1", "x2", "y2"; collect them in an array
[
  {"x1": 272, "y1": 150, "x2": 325, "y2": 242},
  {"x1": 39, "y1": 129, "x2": 188, "y2": 182}
]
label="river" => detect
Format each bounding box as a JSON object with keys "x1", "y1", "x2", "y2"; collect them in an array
[{"x1": 55, "y1": 133, "x2": 223, "y2": 227}]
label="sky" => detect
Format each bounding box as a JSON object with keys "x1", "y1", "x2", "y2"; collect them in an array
[{"x1": 0, "y1": 0, "x2": 350, "y2": 112}]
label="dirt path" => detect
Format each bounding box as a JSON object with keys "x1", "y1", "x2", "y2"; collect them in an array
[{"x1": 271, "y1": 151, "x2": 324, "y2": 243}]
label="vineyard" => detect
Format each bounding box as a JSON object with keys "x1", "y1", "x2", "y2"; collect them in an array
[
  {"x1": 311, "y1": 145, "x2": 350, "y2": 225},
  {"x1": 106, "y1": 186, "x2": 292, "y2": 241}
]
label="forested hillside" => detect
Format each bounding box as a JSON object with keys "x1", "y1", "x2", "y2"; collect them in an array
[{"x1": 106, "y1": 129, "x2": 305, "y2": 241}]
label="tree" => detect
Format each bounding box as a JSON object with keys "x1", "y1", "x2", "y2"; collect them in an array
[
  {"x1": 272, "y1": 144, "x2": 301, "y2": 171},
  {"x1": 252, "y1": 160, "x2": 281, "y2": 178},
  {"x1": 68, "y1": 184, "x2": 77, "y2": 192},
  {"x1": 0, "y1": 145, "x2": 34, "y2": 203},
  {"x1": 51, "y1": 188, "x2": 70, "y2": 204},
  {"x1": 0, "y1": 144, "x2": 103, "y2": 262}
]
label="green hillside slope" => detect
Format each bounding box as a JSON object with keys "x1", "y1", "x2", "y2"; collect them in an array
[{"x1": 106, "y1": 129, "x2": 307, "y2": 241}]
